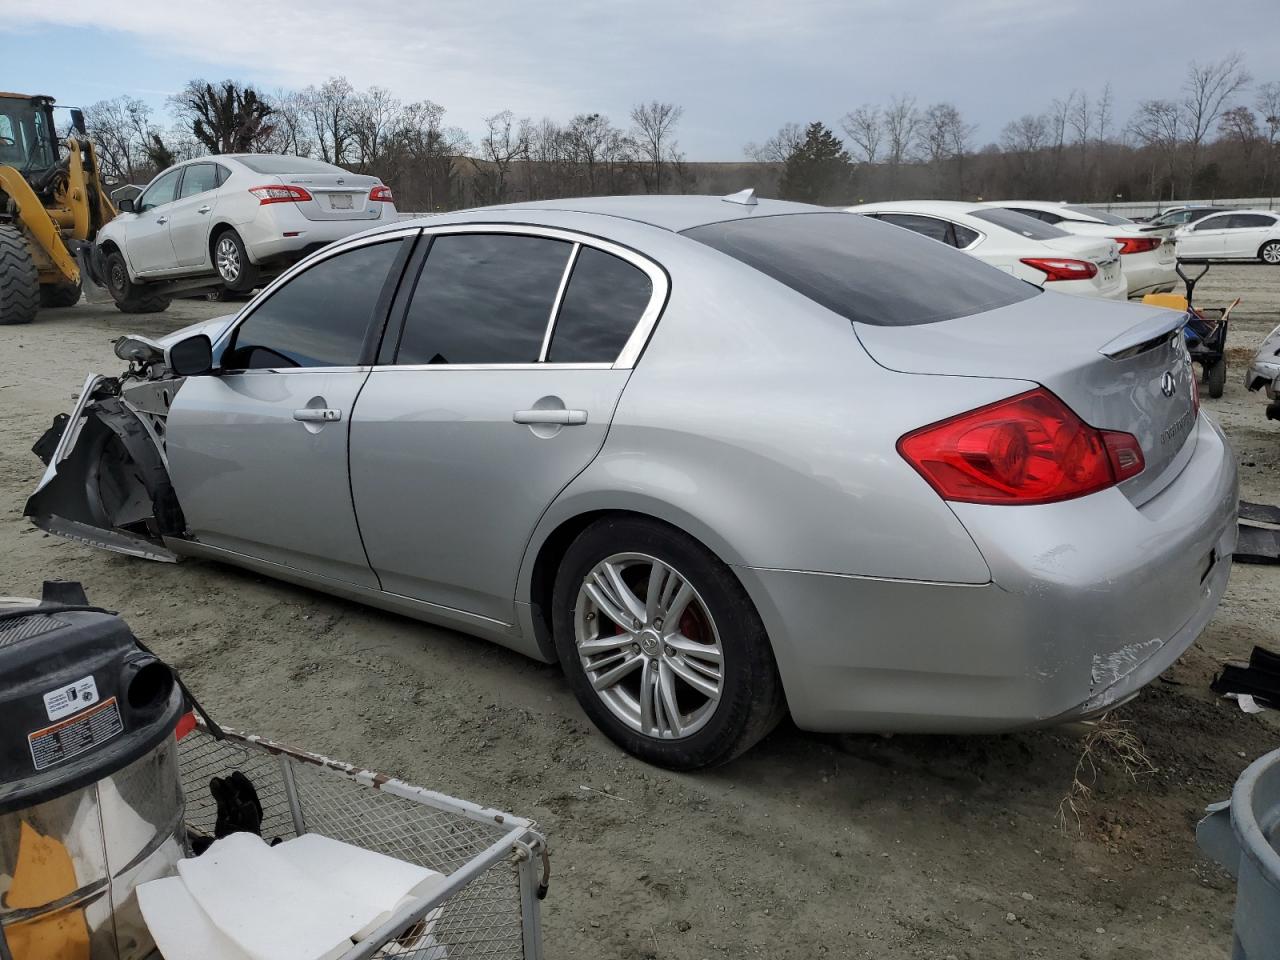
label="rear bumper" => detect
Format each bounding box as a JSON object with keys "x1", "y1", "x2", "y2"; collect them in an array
[
  {"x1": 242, "y1": 207, "x2": 395, "y2": 264},
  {"x1": 738, "y1": 415, "x2": 1238, "y2": 733},
  {"x1": 1124, "y1": 256, "x2": 1178, "y2": 297}
]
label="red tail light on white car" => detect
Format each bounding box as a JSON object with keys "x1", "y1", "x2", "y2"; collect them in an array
[
  {"x1": 1114, "y1": 237, "x2": 1162, "y2": 255},
  {"x1": 897, "y1": 388, "x2": 1145, "y2": 505},
  {"x1": 249, "y1": 185, "x2": 313, "y2": 204},
  {"x1": 1019, "y1": 257, "x2": 1098, "y2": 282},
  {"x1": 368, "y1": 185, "x2": 394, "y2": 202}
]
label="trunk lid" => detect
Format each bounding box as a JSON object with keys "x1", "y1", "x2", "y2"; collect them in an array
[
  {"x1": 855, "y1": 295, "x2": 1198, "y2": 504},
  {"x1": 275, "y1": 172, "x2": 383, "y2": 222},
  {"x1": 1042, "y1": 234, "x2": 1123, "y2": 289}
]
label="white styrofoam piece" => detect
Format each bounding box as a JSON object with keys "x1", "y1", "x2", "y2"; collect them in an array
[
  {"x1": 137, "y1": 876, "x2": 253, "y2": 960},
  {"x1": 176, "y1": 832, "x2": 366, "y2": 960},
  {"x1": 274, "y1": 834, "x2": 448, "y2": 939}
]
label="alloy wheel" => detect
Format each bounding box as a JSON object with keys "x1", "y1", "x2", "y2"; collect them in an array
[
  {"x1": 574, "y1": 553, "x2": 724, "y2": 740},
  {"x1": 1263, "y1": 242, "x2": 1280, "y2": 265},
  {"x1": 215, "y1": 237, "x2": 241, "y2": 282}
]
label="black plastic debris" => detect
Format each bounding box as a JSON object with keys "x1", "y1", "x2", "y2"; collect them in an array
[
  {"x1": 1211, "y1": 645, "x2": 1280, "y2": 709},
  {"x1": 1236, "y1": 500, "x2": 1280, "y2": 565}
]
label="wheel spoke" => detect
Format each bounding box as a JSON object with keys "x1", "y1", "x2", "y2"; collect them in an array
[
  {"x1": 665, "y1": 633, "x2": 722, "y2": 664},
  {"x1": 658, "y1": 661, "x2": 684, "y2": 737},
  {"x1": 578, "y1": 632, "x2": 637, "y2": 656},
  {"x1": 590, "y1": 653, "x2": 643, "y2": 692},
  {"x1": 667, "y1": 655, "x2": 720, "y2": 700},
  {"x1": 639, "y1": 658, "x2": 657, "y2": 732},
  {"x1": 600, "y1": 561, "x2": 645, "y2": 624},
  {"x1": 583, "y1": 581, "x2": 636, "y2": 635}
]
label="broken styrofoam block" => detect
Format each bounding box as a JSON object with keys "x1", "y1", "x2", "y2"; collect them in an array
[
  {"x1": 175, "y1": 833, "x2": 366, "y2": 960},
  {"x1": 137, "y1": 876, "x2": 252, "y2": 960}
]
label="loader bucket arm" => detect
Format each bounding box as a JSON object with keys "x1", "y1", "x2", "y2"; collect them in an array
[{"x1": 0, "y1": 164, "x2": 79, "y2": 286}]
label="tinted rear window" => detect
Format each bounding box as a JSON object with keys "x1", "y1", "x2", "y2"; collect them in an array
[
  {"x1": 1063, "y1": 204, "x2": 1130, "y2": 225},
  {"x1": 682, "y1": 213, "x2": 1036, "y2": 327},
  {"x1": 968, "y1": 208, "x2": 1070, "y2": 240},
  {"x1": 235, "y1": 155, "x2": 349, "y2": 175}
]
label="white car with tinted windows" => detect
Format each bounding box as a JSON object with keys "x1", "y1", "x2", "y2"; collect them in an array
[
  {"x1": 90, "y1": 154, "x2": 397, "y2": 313},
  {"x1": 979, "y1": 200, "x2": 1176, "y2": 298},
  {"x1": 847, "y1": 201, "x2": 1126, "y2": 300},
  {"x1": 1174, "y1": 210, "x2": 1280, "y2": 264}
]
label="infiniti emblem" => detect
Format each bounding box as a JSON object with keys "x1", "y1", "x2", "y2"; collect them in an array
[{"x1": 1160, "y1": 371, "x2": 1176, "y2": 397}]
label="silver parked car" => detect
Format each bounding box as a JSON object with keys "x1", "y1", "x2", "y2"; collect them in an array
[{"x1": 27, "y1": 195, "x2": 1238, "y2": 770}]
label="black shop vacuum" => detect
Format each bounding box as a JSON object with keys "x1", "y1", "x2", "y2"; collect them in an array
[{"x1": 0, "y1": 582, "x2": 188, "y2": 960}]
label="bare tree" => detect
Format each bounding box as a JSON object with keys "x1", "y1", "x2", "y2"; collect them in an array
[
  {"x1": 395, "y1": 100, "x2": 469, "y2": 210},
  {"x1": 171, "y1": 80, "x2": 276, "y2": 154},
  {"x1": 83, "y1": 96, "x2": 154, "y2": 182},
  {"x1": 744, "y1": 122, "x2": 804, "y2": 164},
  {"x1": 629, "y1": 101, "x2": 683, "y2": 193},
  {"x1": 841, "y1": 106, "x2": 883, "y2": 165},
  {"x1": 1181, "y1": 52, "x2": 1252, "y2": 189},
  {"x1": 305, "y1": 77, "x2": 356, "y2": 165},
  {"x1": 349, "y1": 86, "x2": 401, "y2": 173},
  {"x1": 1129, "y1": 99, "x2": 1182, "y2": 199},
  {"x1": 477, "y1": 110, "x2": 530, "y2": 203},
  {"x1": 882, "y1": 94, "x2": 920, "y2": 196},
  {"x1": 918, "y1": 102, "x2": 975, "y2": 194},
  {"x1": 263, "y1": 89, "x2": 314, "y2": 157},
  {"x1": 1258, "y1": 81, "x2": 1280, "y2": 194}
]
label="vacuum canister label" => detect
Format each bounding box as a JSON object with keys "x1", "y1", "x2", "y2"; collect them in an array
[
  {"x1": 42, "y1": 674, "x2": 100, "y2": 721},
  {"x1": 28, "y1": 696, "x2": 123, "y2": 772}
]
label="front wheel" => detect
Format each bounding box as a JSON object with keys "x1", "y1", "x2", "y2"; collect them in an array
[
  {"x1": 213, "y1": 230, "x2": 260, "y2": 293},
  {"x1": 1261, "y1": 241, "x2": 1280, "y2": 266},
  {"x1": 552, "y1": 517, "x2": 785, "y2": 770},
  {"x1": 104, "y1": 250, "x2": 171, "y2": 314},
  {"x1": 40, "y1": 278, "x2": 82, "y2": 308}
]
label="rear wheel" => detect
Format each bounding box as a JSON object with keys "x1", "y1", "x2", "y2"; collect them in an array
[
  {"x1": 552, "y1": 517, "x2": 785, "y2": 770},
  {"x1": 104, "y1": 250, "x2": 171, "y2": 314},
  {"x1": 1206, "y1": 358, "x2": 1227, "y2": 399},
  {"x1": 1261, "y1": 241, "x2": 1280, "y2": 266},
  {"x1": 40, "y1": 278, "x2": 82, "y2": 308},
  {"x1": 0, "y1": 224, "x2": 39, "y2": 325},
  {"x1": 213, "y1": 229, "x2": 260, "y2": 293}
]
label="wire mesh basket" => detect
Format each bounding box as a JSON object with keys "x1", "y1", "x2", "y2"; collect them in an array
[{"x1": 176, "y1": 726, "x2": 547, "y2": 960}]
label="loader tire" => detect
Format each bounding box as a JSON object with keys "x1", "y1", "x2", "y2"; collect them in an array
[
  {"x1": 0, "y1": 224, "x2": 40, "y2": 325},
  {"x1": 104, "y1": 250, "x2": 171, "y2": 315},
  {"x1": 40, "y1": 278, "x2": 83, "y2": 308}
]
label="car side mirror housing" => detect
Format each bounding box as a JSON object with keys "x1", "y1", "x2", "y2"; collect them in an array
[
  {"x1": 118, "y1": 197, "x2": 135, "y2": 213},
  {"x1": 167, "y1": 334, "x2": 214, "y2": 377}
]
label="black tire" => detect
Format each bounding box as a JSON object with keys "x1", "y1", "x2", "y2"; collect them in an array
[
  {"x1": 1261, "y1": 240, "x2": 1280, "y2": 266},
  {"x1": 104, "y1": 249, "x2": 171, "y2": 314},
  {"x1": 552, "y1": 517, "x2": 786, "y2": 770},
  {"x1": 213, "y1": 229, "x2": 260, "y2": 293},
  {"x1": 40, "y1": 278, "x2": 82, "y2": 308},
  {"x1": 0, "y1": 224, "x2": 39, "y2": 325},
  {"x1": 1207, "y1": 358, "x2": 1227, "y2": 399}
]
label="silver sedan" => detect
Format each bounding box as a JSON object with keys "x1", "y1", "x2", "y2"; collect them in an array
[{"x1": 26, "y1": 195, "x2": 1238, "y2": 769}]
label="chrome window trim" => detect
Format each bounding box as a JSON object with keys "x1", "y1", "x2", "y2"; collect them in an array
[
  {"x1": 216, "y1": 365, "x2": 371, "y2": 376},
  {"x1": 540, "y1": 243, "x2": 581, "y2": 362},
  {"x1": 214, "y1": 226, "x2": 424, "y2": 354},
  {"x1": 384, "y1": 222, "x2": 670, "y2": 371},
  {"x1": 871, "y1": 211, "x2": 986, "y2": 251}
]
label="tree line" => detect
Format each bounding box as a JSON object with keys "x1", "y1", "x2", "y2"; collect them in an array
[{"x1": 83, "y1": 53, "x2": 1278, "y2": 212}]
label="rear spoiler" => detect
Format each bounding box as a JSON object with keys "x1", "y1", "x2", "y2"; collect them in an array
[{"x1": 1097, "y1": 308, "x2": 1187, "y2": 361}]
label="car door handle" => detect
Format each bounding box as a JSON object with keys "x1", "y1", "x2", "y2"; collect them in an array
[
  {"x1": 197, "y1": 205, "x2": 211, "y2": 214},
  {"x1": 513, "y1": 409, "x2": 588, "y2": 426},
  {"x1": 293, "y1": 408, "x2": 342, "y2": 423},
  {"x1": 155, "y1": 216, "x2": 168, "y2": 225}
]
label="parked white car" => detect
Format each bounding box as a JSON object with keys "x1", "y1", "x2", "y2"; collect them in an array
[
  {"x1": 979, "y1": 200, "x2": 1176, "y2": 297},
  {"x1": 91, "y1": 154, "x2": 398, "y2": 313},
  {"x1": 1174, "y1": 210, "x2": 1280, "y2": 264},
  {"x1": 846, "y1": 201, "x2": 1126, "y2": 300}
]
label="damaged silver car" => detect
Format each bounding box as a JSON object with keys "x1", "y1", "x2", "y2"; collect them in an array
[{"x1": 27, "y1": 196, "x2": 1240, "y2": 770}]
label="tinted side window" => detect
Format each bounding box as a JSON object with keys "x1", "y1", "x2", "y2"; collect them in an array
[
  {"x1": 968, "y1": 208, "x2": 1069, "y2": 240},
  {"x1": 547, "y1": 247, "x2": 654, "y2": 363},
  {"x1": 214, "y1": 164, "x2": 230, "y2": 187},
  {"x1": 396, "y1": 234, "x2": 572, "y2": 365},
  {"x1": 879, "y1": 214, "x2": 952, "y2": 245},
  {"x1": 225, "y1": 240, "x2": 403, "y2": 369},
  {"x1": 139, "y1": 169, "x2": 181, "y2": 211},
  {"x1": 953, "y1": 223, "x2": 980, "y2": 248},
  {"x1": 683, "y1": 213, "x2": 1036, "y2": 327},
  {"x1": 1195, "y1": 215, "x2": 1231, "y2": 231},
  {"x1": 1228, "y1": 214, "x2": 1277, "y2": 229},
  {"x1": 178, "y1": 164, "x2": 218, "y2": 198}
]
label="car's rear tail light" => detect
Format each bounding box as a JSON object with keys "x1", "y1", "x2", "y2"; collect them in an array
[
  {"x1": 897, "y1": 388, "x2": 1145, "y2": 505},
  {"x1": 1019, "y1": 257, "x2": 1099, "y2": 281},
  {"x1": 249, "y1": 184, "x2": 312, "y2": 204},
  {"x1": 1114, "y1": 237, "x2": 1162, "y2": 255},
  {"x1": 368, "y1": 185, "x2": 394, "y2": 202}
]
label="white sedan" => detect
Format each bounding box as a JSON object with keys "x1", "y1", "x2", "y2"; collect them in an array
[
  {"x1": 90, "y1": 154, "x2": 398, "y2": 313},
  {"x1": 846, "y1": 201, "x2": 1126, "y2": 300},
  {"x1": 979, "y1": 200, "x2": 1176, "y2": 298},
  {"x1": 1174, "y1": 210, "x2": 1280, "y2": 264}
]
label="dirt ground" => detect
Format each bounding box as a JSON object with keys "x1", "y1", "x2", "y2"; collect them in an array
[{"x1": 2, "y1": 269, "x2": 1279, "y2": 960}]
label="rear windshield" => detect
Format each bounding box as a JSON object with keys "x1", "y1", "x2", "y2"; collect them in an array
[
  {"x1": 1063, "y1": 204, "x2": 1130, "y2": 225},
  {"x1": 968, "y1": 208, "x2": 1069, "y2": 240},
  {"x1": 682, "y1": 212, "x2": 1037, "y2": 327},
  {"x1": 234, "y1": 155, "x2": 349, "y2": 175}
]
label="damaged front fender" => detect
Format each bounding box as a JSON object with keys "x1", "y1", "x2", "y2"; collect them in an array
[{"x1": 26, "y1": 372, "x2": 188, "y2": 562}]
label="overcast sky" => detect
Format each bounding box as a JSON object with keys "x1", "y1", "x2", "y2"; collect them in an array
[{"x1": 6, "y1": 0, "x2": 1279, "y2": 159}]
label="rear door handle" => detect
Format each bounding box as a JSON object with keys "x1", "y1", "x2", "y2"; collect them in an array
[
  {"x1": 293, "y1": 408, "x2": 342, "y2": 423},
  {"x1": 197, "y1": 205, "x2": 211, "y2": 214},
  {"x1": 155, "y1": 216, "x2": 168, "y2": 225},
  {"x1": 513, "y1": 409, "x2": 588, "y2": 426}
]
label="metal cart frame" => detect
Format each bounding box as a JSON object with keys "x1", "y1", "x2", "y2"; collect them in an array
[{"x1": 177, "y1": 725, "x2": 548, "y2": 960}]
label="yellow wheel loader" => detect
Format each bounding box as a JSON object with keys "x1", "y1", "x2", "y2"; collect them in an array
[{"x1": 0, "y1": 92, "x2": 116, "y2": 325}]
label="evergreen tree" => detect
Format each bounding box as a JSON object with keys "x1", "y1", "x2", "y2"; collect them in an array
[{"x1": 779, "y1": 122, "x2": 853, "y2": 203}]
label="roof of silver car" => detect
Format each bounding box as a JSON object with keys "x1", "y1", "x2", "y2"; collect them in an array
[{"x1": 467, "y1": 195, "x2": 823, "y2": 232}]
